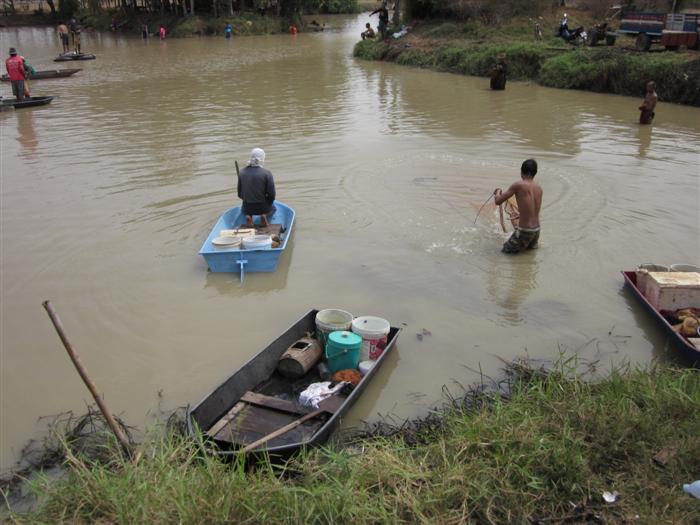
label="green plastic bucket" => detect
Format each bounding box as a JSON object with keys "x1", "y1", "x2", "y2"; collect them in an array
[{"x1": 325, "y1": 331, "x2": 362, "y2": 373}]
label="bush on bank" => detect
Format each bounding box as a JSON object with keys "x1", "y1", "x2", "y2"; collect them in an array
[
  {"x1": 354, "y1": 39, "x2": 700, "y2": 106},
  {"x1": 8, "y1": 364, "x2": 700, "y2": 524}
]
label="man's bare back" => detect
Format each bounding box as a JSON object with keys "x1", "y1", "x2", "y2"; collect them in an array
[
  {"x1": 501, "y1": 179, "x2": 542, "y2": 229},
  {"x1": 493, "y1": 158, "x2": 542, "y2": 253}
]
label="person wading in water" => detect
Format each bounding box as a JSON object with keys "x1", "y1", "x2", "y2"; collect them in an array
[
  {"x1": 638, "y1": 81, "x2": 657, "y2": 125},
  {"x1": 494, "y1": 159, "x2": 542, "y2": 254}
]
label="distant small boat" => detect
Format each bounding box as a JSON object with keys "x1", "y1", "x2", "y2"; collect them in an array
[
  {"x1": 0, "y1": 96, "x2": 54, "y2": 109},
  {"x1": 1, "y1": 68, "x2": 81, "y2": 81},
  {"x1": 54, "y1": 53, "x2": 96, "y2": 62},
  {"x1": 199, "y1": 201, "x2": 295, "y2": 278},
  {"x1": 622, "y1": 270, "x2": 700, "y2": 367}
]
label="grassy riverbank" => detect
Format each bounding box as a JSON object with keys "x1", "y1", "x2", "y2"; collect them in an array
[
  {"x1": 354, "y1": 17, "x2": 700, "y2": 106},
  {"x1": 6, "y1": 362, "x2": 700, "y2": 524}
]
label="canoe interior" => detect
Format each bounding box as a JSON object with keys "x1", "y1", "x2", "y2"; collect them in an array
[
  {"x1": 622, "y1": 270, "x2": 700, "y2": 367},
  {"x1": 188, "y1": 309, "x2": 401, "y2": 455}
]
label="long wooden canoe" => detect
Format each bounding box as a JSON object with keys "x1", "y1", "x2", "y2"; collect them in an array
[
  {"x1": 0, "y1": 96, "x2": 54, "y2": 109},
  {"x1": 1, "y1": 68, "x2": 81, "y2": 81},
  {"x1": 187, "y1": 309, "x2": 401, "y2": 459},
  {"x1": 622, "y1": 270, "x2": 700, "y2": 367}
]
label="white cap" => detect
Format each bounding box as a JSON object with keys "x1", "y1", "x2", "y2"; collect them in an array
[{"x1": 249, "y1": 148, "x2": 265, "y2": 167}]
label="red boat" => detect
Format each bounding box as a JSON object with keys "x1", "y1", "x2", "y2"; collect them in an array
[{"x1": 622, "y1": 271, "x2": 700, "y2": 367}]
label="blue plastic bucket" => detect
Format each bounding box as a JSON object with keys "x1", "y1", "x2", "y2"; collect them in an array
[{"x1": 325, "y1": 331, "x2": 362, "y2": 373}]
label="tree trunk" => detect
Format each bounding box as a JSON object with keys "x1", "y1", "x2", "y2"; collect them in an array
[
  {"x1": 46, "y1": 0, "x2": 56, "y2": 13},
  {"x1": 189, "y1": 0, "x2": 194, "y2": 15},
  {"x1": 227, "y1": 0, "x2": 232, "y2": 16},
  {"x1": 212, "y1": 0, "x2": 217, "y2": 17},
  {"x1": 392, "y1": 0, "x2": 400, "y2": 28}
]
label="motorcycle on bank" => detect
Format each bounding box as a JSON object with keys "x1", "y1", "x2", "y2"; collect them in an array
[{"x1": 556, "y1": 15, "x2": 587, "y2": 46}]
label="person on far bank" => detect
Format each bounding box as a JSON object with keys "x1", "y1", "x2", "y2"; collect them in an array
[
  {"x1": 361, "y1": 23, "x2": 375, "y2": 40},
  {"x1": 494, "y1": 159, "x2": 543, "y2": 254},
  {"x1": 490, "y1": 53, "x2": 507, "y2": 90},
  {"x1": 639, "y1": 81, "x2": 657, "y2": 125},
  {"x1": 238, "y1": 148, "x2": 276, "y2": 227},
  {"x1": 57, "y1": 21, "x2": 70, "y2": 53},
  {"x1": 370, "y1": 6, "x2": 389, "y2": 39},
  {"x1": 5, "y1": 48, "x2": 26, "y2": 101},
  {"x1": 159, "y1": 25, "x2": 167, "y2": 40}
]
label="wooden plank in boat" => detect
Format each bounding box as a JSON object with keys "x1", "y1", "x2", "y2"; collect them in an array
[
  {"x1": 240, "y1": 391, "x2": 305, "y2": 415},
  {"x1": 213, "y1": 404, "x2": 325, "y2": 447},
  {"x1": 206, "y1": 402, "x2": 248, "y2": 438}
]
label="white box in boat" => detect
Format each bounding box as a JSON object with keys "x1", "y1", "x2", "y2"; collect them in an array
[{"x1": 643, "y1": 272, "x2": 700, "y2": 310}]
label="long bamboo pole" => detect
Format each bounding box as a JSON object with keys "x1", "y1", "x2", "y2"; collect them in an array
[{"x1": 42, "y1": 300, "x2": 132, "y2": 456}]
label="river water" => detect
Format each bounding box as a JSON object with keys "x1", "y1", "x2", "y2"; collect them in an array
[{"x1": 1, "y1": 15, "x2": 698, "y2": 470}]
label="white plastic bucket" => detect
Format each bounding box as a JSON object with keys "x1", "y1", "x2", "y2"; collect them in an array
[
  {"x1": 242, "y1": 235, "x2": 272, "y2": 250},
  {"x1": 352, "y1": 316, "x2": 390, "y2": 361},
  {"x1": 669, "y1": 264, "x2": 700, "y2": 273},
  {"x1": 315, "y1": 309, "x2": 353, "y2": 351}
]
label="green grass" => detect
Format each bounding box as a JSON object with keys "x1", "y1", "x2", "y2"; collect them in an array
[
  {"x1": 354, "y1": 20, "x2": 700, "y2": 106},
  {"x1": 6, "y1": 363, "x2": 700, "y2": 524}
]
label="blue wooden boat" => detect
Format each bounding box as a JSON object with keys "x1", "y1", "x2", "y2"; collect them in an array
[
  {"x1": 622, "y1": 270, "x2": 700, "y2": 367},
  {"x1": 199, "y1": 201, "x2": 295, "y2": 278}
]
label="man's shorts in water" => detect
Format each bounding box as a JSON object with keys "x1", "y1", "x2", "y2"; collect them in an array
[{"x1": 502, "y1": 227, "x2": 540, "y2": 254}]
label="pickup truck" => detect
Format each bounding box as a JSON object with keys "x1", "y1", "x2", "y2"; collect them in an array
[{"x1": 617, "y1": 11, "x2": 699, "y2": 51}]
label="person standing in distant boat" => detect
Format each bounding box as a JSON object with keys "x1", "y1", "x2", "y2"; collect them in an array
[
  {"x1": 69, "y1": 18, "x2": 82, "y2": 54},
  {"x1": 639, "y1": 81, "x2": 657, "y2": 125},
  {"x1": 238, "y1": 148, "x2": 276, "y2": 227},
  {"x1": 57, "y1": 21, "x2": 70, "y2": 54},
  {"x1": 5, "y1": 48, "x2": 26, "y2": 101},
  {"x1": 494, "y1": 159, "x2": 543, "y2": 254},
  {"x1": 490, "y1": 53, "x2": 507, "y2": 90}
]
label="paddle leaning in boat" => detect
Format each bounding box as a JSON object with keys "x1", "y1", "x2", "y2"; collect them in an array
[
  {"x1": 622, "y1": 268, "x2": 700, "y2": 367},
  {"x1": 187, "y1": 310, "x2": 401, "y2": 459},
  {"x1": 1, "y1": 68, "x2": 81, "y2": 81},
  {"x1": 199, "y1": 201, "x2": 295, "y2": 278}
]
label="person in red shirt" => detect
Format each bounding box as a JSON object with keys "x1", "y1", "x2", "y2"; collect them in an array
[
  {"x1": 159, "y1": 25, "x2": 166, "y2": 40},
  {"x1": 5, "y1": 48, "x2": 26, "y2": 101}
]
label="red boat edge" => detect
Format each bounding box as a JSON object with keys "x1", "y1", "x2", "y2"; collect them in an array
[{"x1": 622, "y1": 271, "x2": 700, "y2": 367}]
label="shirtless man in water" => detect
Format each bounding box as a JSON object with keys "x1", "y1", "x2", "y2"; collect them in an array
[{"x1": 494, "y1": 158, "x2": 542, "y2": 254}]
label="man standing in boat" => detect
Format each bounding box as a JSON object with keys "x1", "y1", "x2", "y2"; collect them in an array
[
  {"x1": 57, "y1": 21, "x2": 70, "y2": 54},
  {"x1": 494, "y1": 159, "x2": 542, "y2": 254},
  {"x1": 5, "y1": 48, "x2": 26, "y2": 102},
  {"x1": 238, "y1": 148, "x2": 276, "y2": 227},
  {"x1": 69, "y1": 18, "x2": 82, "y2": 54}
]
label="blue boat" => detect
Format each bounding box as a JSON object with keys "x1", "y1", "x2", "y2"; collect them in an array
[{"x1": 200, "y1": 201, "x2": 295, "y2": 278}]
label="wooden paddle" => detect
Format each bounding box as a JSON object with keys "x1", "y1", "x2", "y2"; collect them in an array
[{"x1": 235, "y1": 160, "x2": 240, "y2": 178}]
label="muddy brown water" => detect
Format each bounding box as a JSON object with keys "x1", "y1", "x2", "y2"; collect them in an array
[{"x1": 1, "y1": 16, "x2": 699, "y2": 470}]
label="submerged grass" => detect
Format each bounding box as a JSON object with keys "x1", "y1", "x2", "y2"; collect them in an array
[
  {"x1": 354, "y1": 19, "x2": 700, "y2": 105},
  {"x1": 6, "y1": 362, "x2": 700, "y2": 524}
]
